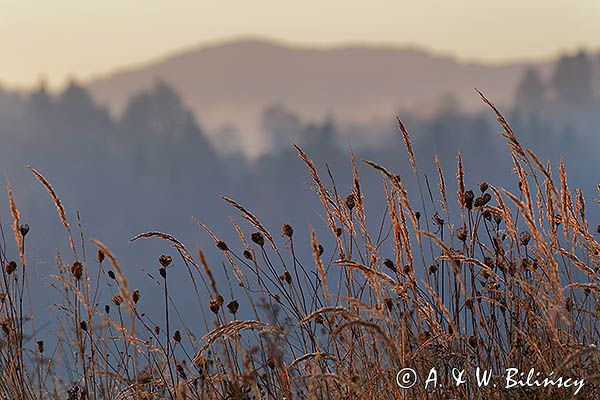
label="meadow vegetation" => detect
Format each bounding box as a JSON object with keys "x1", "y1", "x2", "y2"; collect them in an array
[{"x1": 0, "y1": 93, "x2": 598, "y2": 399}]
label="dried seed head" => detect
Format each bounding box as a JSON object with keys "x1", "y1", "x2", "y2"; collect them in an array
[
  {"x1": 6, "y1": 261, "x2": 17, "y2": 275},
  {"x1": 216, "y1": 241, "x2": 229, "y2": 251},
  {"x1": 465, "y1": 298, "x2": 474, "y2": 309},
  {"x1": 209, "y1": 298, "x2": 221, "y2": 314},
  {"x1": 519, "y1": 231, "x2": 531, "y2": 246},
  {"x1": 176, "y1": 363, "x2": 187, "y2": 380},
  {"x1": 216, "y1": 294, "x2": 224, "y2": 306},
  {"x1": 71, "y1": 261, "x2": 83, "y2": 280},
  {"x1": 79, "y1": 321, "x2": 87, "y2": 331},
  {"x1": 464, "y1": 190, "x2": 474, "y2": 210},
  {"x1": 383, "y1": 259, "x2": 396, "y2": 272},
  {"x1": 403, "y1": 264, "x2": 412, "y2": 275},
  {"x1": 132, "y1": 289, "x2": 140, "y2": 304},
  {"x1": 335, "y1": 227, "x2": 342, "y2": 237},
  {"x1": 383, "y1": 297, "x2": 394, "y2": 311},
  {"x1": 96, "y1": 249, "x2": 105, "y2": 263},
  {"x1": 107, "y1": 270, "x2": 116, "y2": 280},
  {"x1": 482, "y1": 193, "x2": 491, "y2": 204},
  {"x1": 242, "y1": 249, "x2": 253, "y2": 260},
  {"x1": 159, "y1": 254, "x2": 172, "y2": 267},
  {"x1": 154, "y1": 326, "x2": 161, "y2": 335},
  {"x1": 415, "y1": 211, "x2": 421, "y2": 220},
  {"x1": 19, "y1": 224, "x2": 29, "y2": 237},
  {"x1": 433, "y1": 212, "x2": 444, "y2": 226},
  {"x1": 493, "y1": 212, "x2": 502, "y2": 226},
  {"x1": 345, "y1": 194, "x2": 355, "y2": 210},
  {"x1": 281, "y1": 271, "x2": 292, "y2": 284},
  {"x1": 104, "y1": 305, "x2": 110, "y2": 314},
  {"x1": 251, "y1": 232, "x2": 265, "y2": 246},
  {"x1": 227, "y1": 299, "x2": 239, "y2": 314},
  {"x1": 482, "y1": 210, "x2": 492, "y2": 221},
  {"x1": 428, "y1": 264, "x2": 438, "y2": 275},
  {"x1": 282, "y1": 224, "x2": 294, "y2": 238},
  {"x1": 159, "y1": 267, "x2": 166, "y2": 279},
  {"x1": 473, "y1": 196, "x2": 485, "y2": 208},
  {"x1": 479, "y1": 182, "x2": 489, "y2": 193},
  {"x1": 36, "y1": 340, "x2": 44, "y2": 353},
  {"x1": 317, "y1": 244, "x2": 324, "y2": 256},
  {"x1": 457, "y1": 227, "x2": 467, "y2": 242},
  {"x1": 173, "y1": 330, "x2": 181, "y2": 343},
  {"x1": 111, "y1": 295, "x2": 123, "y2": 306}
]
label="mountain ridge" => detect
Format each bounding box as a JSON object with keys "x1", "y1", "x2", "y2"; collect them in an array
[{"x1": 86, "y1": 37, "x2": 552, "y2": 151}]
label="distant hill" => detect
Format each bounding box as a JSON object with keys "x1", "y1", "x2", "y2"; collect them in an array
[{"x1": 87, "y1": 38, "x2": 551, "y2": 149}]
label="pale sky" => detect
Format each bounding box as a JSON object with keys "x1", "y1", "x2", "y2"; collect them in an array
[{"x1": 1, "y1": 0, "x2": 599, "y2": 88}]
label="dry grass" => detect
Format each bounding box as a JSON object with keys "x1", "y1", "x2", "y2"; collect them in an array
[{"x1": 0, "y1": 94, "x2": 599, "y2": 399}]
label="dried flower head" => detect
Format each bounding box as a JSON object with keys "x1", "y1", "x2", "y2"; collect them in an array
[
  {"x1": 519, "y1": 231, "x2": 531, "y2": 246},
  {"x1": 36, "y1": 340, "x2": 44, "y2": 353},
  {"x1": 96, "y1": 249, "x2": 105, "y2": 263},
  {"x1": 227, "y1": 299, "x2": 239, "y2": 314},
  {"x1": 251, "y1": 232, "x2": 265, "y2": 247},
  {"x1": 209, "y1": 298, "x2": 221, "y2": 314},
  {"x1": 216, "y1": 241, "x2": 229, "y2": 251},
  {"x1": 173, "y1": 330, "x2": 182, "y2": 343},
  {"x1": 111, "y1": 295, "x2": 123, "y2": 306},
  {"x1": 6, "y1": 261, "x2": 17, "y2": 275},
  {"x1": 104, "y1": 305, "x2": 110, "y2": 314},
  {"x1": 107, "y1": 270, "x2": 116, "y2": 280},
  {"x1": 415, "y1": 211, "x2": 421, "y2": 220},
  {"x1": 433, "y1": 212, "x2": 444, "y2": 226},
  {"x1": 243, "y1": 249, "x2": 253, "y2": 260},
  {"x1": 281, "y1": 271, "x2": 292, "y2": 284},
  {"x1": 19, "y1": 224, "x2": 29, "y2": 237},
  {"x1": 282, "y1": 224, "x2": 294, "y2": 238},
  {"x1": 479, "y1": 182, "x2": 489, "y2": 193},
  {"x1": 457, "y1": 227, "x2": 467, "y2": 242},
  {"x1": 317, "y1": 244, "x2": 324, "y2": 256},
  {"x1": 464, "y1": 190, "x2": 474, "y2": 210},
  {"x1": 132, "y1": 289, "x2": 140, "y2": 304},
  {"x1": 80, "y1": 321, "x2": 87, "y2": 331},
  {"x1": 383, "y1": 297, "x2": 394, "y2": 311},
  {"x1": 159, "y1": 254, "x2": 172, "y2": 268},
  {"x1": 383, "y1": 259, "x2": 396, "y2": 272},
  {"x1": 71, "y1": 261, "x2": 83, "y2": 280}
]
